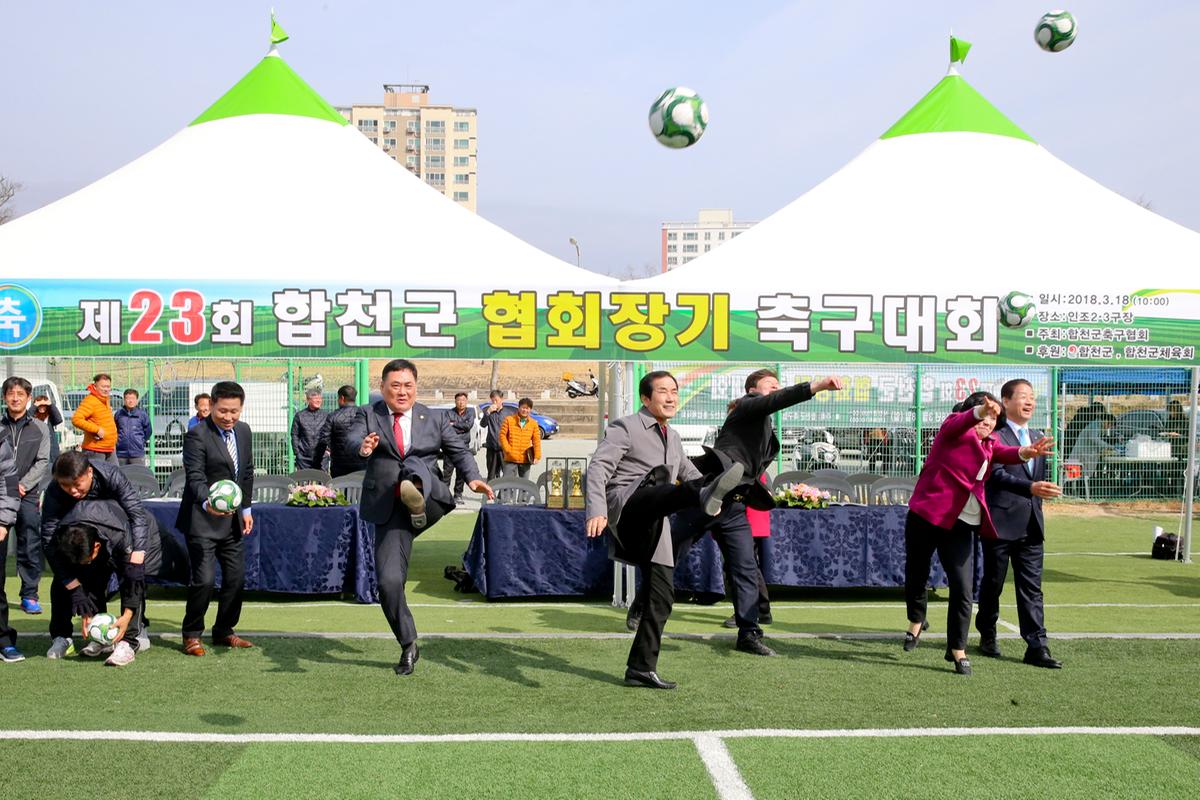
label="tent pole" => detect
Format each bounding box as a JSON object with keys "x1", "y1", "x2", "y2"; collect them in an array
[
  {"x1": 145, "y1": 359, "x2": 156, "y2": 475},
  {"x1": 595, "y1": 365, "x2": 606, "y2": 441},
  {"x1": 914, "y1": 365, "x2": 924, "y2": 474},
  {"x1": 355, "y1": 358, "x2": 369, "y2": 410},
  {"x1": 1181, "y1": 366, "x2": 1198, "y2": 563},
  {"x1": 775, "y1": 362, "x2": 784, "y2": 477},
  {"x1": 1050, "y1": 366, "x2": 1060, "y2": 484},
  {"x1": 286, "y1": 359, "x2": 296, "y2": 472}
]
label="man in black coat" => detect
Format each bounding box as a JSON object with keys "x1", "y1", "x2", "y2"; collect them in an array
[
  {"x1": 976, "y1": 378, "x2": 1063, "y2": 669},
  {"x1": 478, "y1": 389, "x2": 514, "y2": 480},
  {"x1": 40, "y1": 451, "x2": 152, "y2": 660},
  {"x1": 176, "y1": 381, "x2": 255, "y2": 657},
  {"x1": 1, "y1": 376, "x2": 51, "y2": 614},
  {"x1": 441, "y1": 392, "x2": 477, "y2": 504},
  {"x1": 321, "y1": 385, "x2": 368, "y2": 478},
  {"x1": 291, "y1": 388, "x2": 328, "y2": 470},
  {"x1": 354, "y1": 359, "x2": 493, "y2": 675},
  {"x1": 698, "y1": 368, "x2": 843, "y2": 655}
]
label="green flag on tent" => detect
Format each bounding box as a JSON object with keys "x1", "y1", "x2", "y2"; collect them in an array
[
  {"x1": 270, "y1": 13, "x2": 289, "y2": 45},
  {"x1": 950, "y1": 35, "x2": 972, "y2": 63}
]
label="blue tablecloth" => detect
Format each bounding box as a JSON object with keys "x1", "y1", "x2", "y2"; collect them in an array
[
  {"x1": 146, "y1": 500, "x2": 378, "y2": 603},
  {"x1": 464, "y1": 504, "x2": 968, "y2": 599}
]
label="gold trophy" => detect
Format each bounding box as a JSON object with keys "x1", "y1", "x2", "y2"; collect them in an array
[
  {"x1": 546, "y1": 458, "x2": 566, "y2": 509},
  {"x1": 567, "y1": 458, "x2": 587, "y2": 510}
]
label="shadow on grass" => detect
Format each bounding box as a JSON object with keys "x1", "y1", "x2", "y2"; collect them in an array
[
  {"x1": 256, "y1": 634, "x2": 395, "y2": 674},
  {"x1": 683, "y1": 635, "x2": 953, "y2": 675},
  {"x1": 1044, "y1": 567, "x2": 1200, "y2": 598},
  {"x1": 427, "y1": 638, "x2": 620, "y2": 688}
]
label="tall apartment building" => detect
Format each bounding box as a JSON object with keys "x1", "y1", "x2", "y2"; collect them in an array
[
  {"x1": 336, "y1": 84, "x2": 477, "y2": 213},
  {"x1": 660, "y1": 209, "x2": 756, "y2": 271}
]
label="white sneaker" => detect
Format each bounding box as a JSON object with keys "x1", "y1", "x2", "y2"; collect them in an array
[
  {"x1": 80, "y1": 641, "x2": 114, "y2": 658},
  {"x1": 105, "y1": 641, "x2": 136, "y2": 667},
  {"x1": 46, "y1": 637, "x2": 76, "y2": 659},
  {"x1": 137, "y1": 633, "x2": 151, "y2": 651}
]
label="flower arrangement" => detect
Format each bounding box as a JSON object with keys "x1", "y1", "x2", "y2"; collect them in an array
[
  {"x1": 286, "y1": 482, "x2": 349, "y2": 508},
  {"x1": 774, "y1": 483, "x2": 832, "y2": 510}
]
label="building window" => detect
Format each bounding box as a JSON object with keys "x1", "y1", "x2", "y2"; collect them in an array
[
  {"x1": 406, "y1": 122, "x2": 418, "y2": 134},
  {"x1": 704, "y1": 245, "x2": 711, "y2": 252},
  {"x1": 425, "y1": 155, "x2": 445, "y2": 168},
  {"x1": 407, "y1": 137, "x2": 418, "y2": 150},
  {"x1": 406, "y1": 155, "x2": 417, "y2": 167},
  {"x1": 704, "y1": 232, "x2": 711, "y2": 240},
  {"x1": 453, "y1": 155, "x2": 470, "y2": 167},
  {"x1": 384, "y1": 138, "x2": 397, "y2": 148},
  {"x1": 369, "y1": 137, "x2": 378, "y2": 144},
  {"x1": 453, "y1": 174, "x2": 470, "y2": 184},
  {"x1": 357, "y1": 119, "x2": 378, "y2": 131},
  {"x1": 453, "y1": 191, "x2": 470, "y2": 202},
  {"x1": 426, "y1": 138, "x2": 444, "y2": 151},
  {"x1": 454, "y1": 121, "x2": 470, "y2": 132},
  {"x1": 718, "y1": 232, "x2": 725, "y2": 240},
  {"x1": 731, "y1": 231, "x2": 741, "y2": 238},
  {"x1": 683, "y1": 244, "x2": 698, "y2": 253},
  {"x1": 667, "y1": 232, "x2": 677, "y2": 241},
  {"x1": 425, "y1": 120, "x2": 445, "y2": 130},
  {"x1": 454, "y1": 138, "x2": 470, "y2": 149},
  {"x1": 667, "y1": 245, "x2": 677, "y2": 253},
  {"x1": 384, "y1": 120, "x2": 396, "y2": 131},
  {"x1": 667, "y1": 257, "x2": 678, "y2": 266},
  {"x1": 426, "y1": 172, "x2": 445, "y2": 184},
  {"x1": 682, "y1": 232, "x2": 698, "y2": 241}
]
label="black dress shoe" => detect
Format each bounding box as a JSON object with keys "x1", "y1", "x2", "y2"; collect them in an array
[
  {"x1": 1023, "y1": 647, "x2": 1063, "y2": 669},
  {"x1": 394, "y1": 643, "x2": 420, "y2": 676},
  {"x1": 699, "y1": 462, "x2": 744, "y2": 516},
  {"x1": 921, "y1": 619, "x2": 929, "y2": 632},
  {"x1": 979, "y1": 637, "x2": 1002, "y2": 658},
  {"x1": 722, "y1": 615, "x2": 738, "y2": 629},
  {"x1": 736, "y1": 635, "x2": 777, "y2": 656},
  {"x1": 625, "y1": 611, "x2": 641, "y2": 631},
  {"x1": 624, "y1": 668, "x2": 676, "y2": 689},
  {"x1": 903, "y1": 630, "x2": 921, "y2": 652},
  {"x1": 944, "y1": 651, "x2": 972, "y2": 676}
]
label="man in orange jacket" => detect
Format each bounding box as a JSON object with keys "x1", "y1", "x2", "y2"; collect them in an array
[
  {"x1": 499, "y1": 397, "x2": 541, "y2": 479},
  {"x1": 72, "y1": 374, "x2": 117, "y2": 464}
]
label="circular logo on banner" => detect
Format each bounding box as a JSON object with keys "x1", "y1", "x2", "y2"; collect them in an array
[{"x1": 0, "y1": 284, "x2": 43, "y2": 350}]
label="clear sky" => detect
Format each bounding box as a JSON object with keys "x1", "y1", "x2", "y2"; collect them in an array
[{"x1": 2, "y1": 1, "x2": 1198, "y2": 277}]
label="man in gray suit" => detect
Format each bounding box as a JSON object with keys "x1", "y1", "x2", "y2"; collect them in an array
[
  {"x1": 356, "y1": 359, "x2": 494, "y2": 676},
  {"x1": 586, "y1": 370, "x2": 744, "y2": 689}
]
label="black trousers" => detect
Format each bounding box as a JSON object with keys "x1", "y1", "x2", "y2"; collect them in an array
[
  {"x1": 485, "y1": 447, "x2": 504, "y2": 481},
  {"x1": 976, "y1": 519, "x2": 1048, "y2": 649},
  {"x1": 15, "y1": 495, "x2": 42, "y2": 600},
  {"x1": 904, "y1": 511, "x2": 976, "y2": 651},
  {"x1": 723, "y1": 535, "x2": 771, "y2": 618},
  {"x1": 441, "y1": 458, "x2": 467, "y2": 499},
  {"x1": 0, "y1": 533, "x2": 16, "y2": 648},
  {"x1": 182, "y1": 525, "x2": 246, "y2": 640},
  {"x1": 49, "y1": 558, "x2": 149, "y2": 651},
  {"x1": 375, "y1": 463, "x2": 451, "y2": 648}
]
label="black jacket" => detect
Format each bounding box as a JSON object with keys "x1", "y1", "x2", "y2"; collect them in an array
[
  {"x1": 176, "y1": 418, "x2": 254, "y2": 539},
  {"x1": 0, "y1": 411, "x2": 50, "y2": 493},
  {"x1": 291, "y1": 406, "x2": 329, "y2": 469},
  {"x1": 479, "y1": 405, "x2": 514, "y2": 450},
  {"x1": 49, "y1": 499, "x2": 164, "y2": 609},
  {"x1": 711, "y1": 382, "x2": 814, "y2": 510},
  {"x1": 321, "y1": 404, "x2": 368, "y2": 478},
  {"x1": 985, "y1": 424, "x2": 1047, "y2": 541},
  {"x1": 41, "y1": 459, "x2": 150, "y2": 573},
  {"x1": 445, "y1": 406, "x2": 477, "y2": 448}
]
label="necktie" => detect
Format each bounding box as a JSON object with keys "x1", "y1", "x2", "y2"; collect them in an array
[
  {"x1": 1018, "y1": 427, "x2": 1033, "y2": 476},
  {"x1": 393, "y1": 412, "x2": 405, "y2": 456},
  {"x1": 224, "y1": 429, "x2": 239, "y2": 478}
]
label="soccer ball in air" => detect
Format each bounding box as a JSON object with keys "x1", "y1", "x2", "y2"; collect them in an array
[
  {"x1": 86, "y1": 613, "x2": 120, "y2": 646},
  {"x1": 998, "y1": 291, "x2": 1037, "y2": 328},
  {"x1": 1035, "y1": 10, "x2": 1077, "y2": 52},
  {"x1": 208, "y1": 479, "x2": 243, "y2": 513},
  {"x1": 649, "y1": 87, "x2": 708, "y2": 149}
]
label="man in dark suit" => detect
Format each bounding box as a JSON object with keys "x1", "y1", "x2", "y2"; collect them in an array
[
  {"x1": 356, "y1": 359, "x2": 493, "y2": 675},
  {"x1": 176, "y1": 381, "x2": 256, "y2": 657},
  {"x1": 976, "y1": 378, "x2": 1063, "y2": 668},
  {"x1": 701, "y1": 368, "x2": 843, "y2": 656}
]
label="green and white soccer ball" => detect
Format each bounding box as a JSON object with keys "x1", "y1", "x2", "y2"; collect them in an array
[
  {"x1": 208, "y1": 479, "x2": 243, "y2": 512},
  {"x1": 648, "y1": 87, "x2": 708, "y2": 149},
  {"x1": 999, "y1": 291, "x2": 1037, "y2": 328},
  {"x1": 1035, "y1": 10, "x2": 1077, "y2": 52},
  {"x1": 86, "y1": 613, "x2": 120, "y2": 646}
]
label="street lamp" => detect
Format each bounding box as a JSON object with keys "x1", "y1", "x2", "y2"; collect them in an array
[{"x1": 569, "y1": 237, "x2": 581, "y2": 267}]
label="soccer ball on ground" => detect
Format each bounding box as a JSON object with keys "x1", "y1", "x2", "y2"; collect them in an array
[
  {"x1": 86, "y1": 613, "x2": 120, "y2": 646},
  {"x1": 999, "y1": 291, "x2": 1037, "y2": 328},
  {"x1": 208, "y1": 479, "x2": 243, "y2": 513},
  {"x1": 648, "y1": 87, "x2": 708, "y2": 149},
  {"x1": 1035, "y1": 10, "x2": 1077, "y2": 52}
]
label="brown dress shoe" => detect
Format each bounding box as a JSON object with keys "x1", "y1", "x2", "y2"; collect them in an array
[
  {"x1": 183, "y1": 637, "x2": 207, "y2": 657},
  {"x1": 215, "y1": 634, "x2": 255, "y2": 648}
]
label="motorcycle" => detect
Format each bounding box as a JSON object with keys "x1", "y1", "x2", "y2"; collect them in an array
[{"x1": 563, "y1": 370, "x2": 599, "y2": 399}]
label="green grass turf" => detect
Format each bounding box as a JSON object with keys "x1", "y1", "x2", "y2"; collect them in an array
[
  {"x1": 2, "y1": 638, "x2": 1198, "y2": 735},
  {"x1": 727, "y1": 735, "x2": 1200, "y2": 799}
]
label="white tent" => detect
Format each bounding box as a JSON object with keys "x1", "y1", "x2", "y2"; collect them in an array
[
  {"x1": 628, "y1": 68, "x2": 1200, "y2": 321},
  {"x1": 0, "y1": 48, "x2": 612, "y2": 295}
]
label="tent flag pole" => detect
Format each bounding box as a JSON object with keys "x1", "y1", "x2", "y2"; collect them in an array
[{"x1": 1181, "y1": 366, "x2": 1198, "y2": 563}]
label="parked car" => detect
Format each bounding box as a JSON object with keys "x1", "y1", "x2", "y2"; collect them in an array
[
  {"x1": 791, "y1": 427, "x2": 840, "y2": 470},
  {"x1": 475, "y1": 401, "x2": 559, "y2": 440}
]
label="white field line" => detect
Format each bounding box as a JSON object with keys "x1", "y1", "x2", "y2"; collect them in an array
[
  {"x1": 139, "y1": 600, "x2": 1200, "y2": 610},
  {"x1": 693, "y1": 735, "x2": 754, "y2": 800},
  {"x1": 0, "y1": 726, "x2": 1196, "y2": 745},
  {"x1": 1044, "y1": 551, "x2": 1150, "y2": 556},
  {"x1": 21, "y1": 631, "x2": 1200, "y2": 641},
  {"x1": 997, "y1": 619, "x2": 1022, "y2": 633}
]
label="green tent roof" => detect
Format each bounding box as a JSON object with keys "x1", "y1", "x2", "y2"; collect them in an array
[
  {"x1": 880, "y1": 73, "x2": 1034, "y2": 143},
  {"x1": 190, "y1": 53, "x2": 348, "y2": 127}
]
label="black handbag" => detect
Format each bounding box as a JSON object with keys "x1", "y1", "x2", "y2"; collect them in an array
[{"x1": 1151, "y1": 533, "x2": 1181, "y2": 560}]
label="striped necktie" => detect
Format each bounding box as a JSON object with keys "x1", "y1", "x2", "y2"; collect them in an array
[
  {"x1": 223, "y1": 428, "x2": 239, "y2": 478},
  {"x1": 1018, "y1": 427, "x2": 1033, "y2": 476}
]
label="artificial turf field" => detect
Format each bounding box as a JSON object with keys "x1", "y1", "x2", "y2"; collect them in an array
[{"x1": 2, "y1": 507, "x2": 1197, "y2": 799}]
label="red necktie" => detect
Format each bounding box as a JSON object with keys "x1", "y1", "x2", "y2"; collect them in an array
[{"x1": 393, "y1": 412, "x2": 405, "y2": 456}]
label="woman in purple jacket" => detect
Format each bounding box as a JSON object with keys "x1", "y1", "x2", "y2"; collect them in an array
[{"x1": 903, "y1": 391, "x2": 1053, "y2": 675}]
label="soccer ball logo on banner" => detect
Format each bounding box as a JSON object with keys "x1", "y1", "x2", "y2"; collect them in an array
[
  {"x1": 998, "y1": 291, "x2": 1037, "y2": 328},
  {"x1": 649, "y1": 87, "x2": 709, "y2": 148}
]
